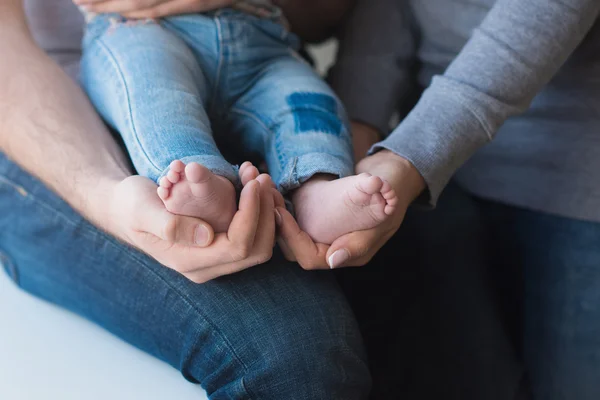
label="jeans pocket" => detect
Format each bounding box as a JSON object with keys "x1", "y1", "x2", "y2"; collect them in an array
[{"x1": 0, "y1": 250, "x2": 19, "y2": 286}]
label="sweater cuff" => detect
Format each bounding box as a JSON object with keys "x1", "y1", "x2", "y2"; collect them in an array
[
  {"x1": 329, "y1": 59, "x2": 408, "y2": 136},
  {"x1": 370, "y1": 76, "x2": 494, "y2": 206}
]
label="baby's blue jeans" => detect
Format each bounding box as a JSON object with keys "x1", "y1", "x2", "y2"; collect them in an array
[{"x1": 80, "y1": 10, "x2": 354, "y2": 192}]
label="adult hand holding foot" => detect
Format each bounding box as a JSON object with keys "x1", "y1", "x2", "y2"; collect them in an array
[
  {"x1": 109, "y1": 174, "x2": 276, "y2": 284},
  {"x1": 1, "y1": 0, "x2": 274, "y2": 284},
  {"x1": 276, "y1": 148, "x2": 425, "y2": 270}
]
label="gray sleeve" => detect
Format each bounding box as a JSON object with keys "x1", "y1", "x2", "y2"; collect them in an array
[
  {"x1": 328, "y1": 0, "x2": 416, "y2": 135},
  {"x1": 373, "y1": 0, "x2": 600, "y2": 206}
]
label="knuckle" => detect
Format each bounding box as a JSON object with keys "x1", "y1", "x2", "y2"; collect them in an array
[
  {"x1": 237, "y1": 244, "x2": 252, "y2": 259},
  {"x1": 299, "y1": 258, "x2": 317, "y2": 271},
  {"x1": 230, "y1": 246, "x2": 250, "y2": 262},
  {"x1": 255, "y1": 249, "x2": 273, "y2": 265}
]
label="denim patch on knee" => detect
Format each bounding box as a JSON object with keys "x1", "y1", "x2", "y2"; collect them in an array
[{"x1": 287, "y1": 93, "x2": 342, "y2": 136}]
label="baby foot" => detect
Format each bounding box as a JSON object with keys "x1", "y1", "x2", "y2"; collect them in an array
[
  {"x1": 239, "y1": 161, "x2": 260, "y2": 186},
  {"x1": 292, "y1": 173, "x2": 398, "y2": 244},
  {"x1": 157, "y1": 160, "x2": 237, "y2": 233}
]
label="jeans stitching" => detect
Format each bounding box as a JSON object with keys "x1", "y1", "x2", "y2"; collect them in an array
[
  {"x1": 93, "y1": 36, "x2": 163, "y2": 175},
  {"x1": 229, "y1": 107, "x2": 271, "y2": 140},
  {"x1": 0, "y1": 175, "x2": 28, "y2": 197},
  {"x1": 240, "y1": 377, "x2": 255, "y2": 399},
  {"x1": 211, "y1": 16, "x2": 226, "y2": 115},
  {"x1": 99, "y1": 237, "x2": 254, "y2": 393},
  {"x1": 228, "y1": 107, "x2": 285, "y2": 180},
  {"x1": 158, "y1": 18, "x2": 222, "y2": 116},
  {"x1": 0, "y1": 173, "x2": 253, "y2": 389},
  {"x1": 0, "y1": 175, "x2": 87, "y2": 231}
]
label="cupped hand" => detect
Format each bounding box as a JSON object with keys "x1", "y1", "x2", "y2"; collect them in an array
[
  {"x1": 275, "y1": 150, "x2": 426, "y2": 270},
  {"x1": 73, "y1": 0, "x2": 234, "y2": 19},
  {"x1": 108, "y1": 174, "x2": 276, "y2": 283}
]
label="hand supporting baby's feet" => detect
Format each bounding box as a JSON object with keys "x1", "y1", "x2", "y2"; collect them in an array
[
  {"x1": 157, "y1": 160, "x2": 238, "y2": 233},
  {"x1": 292, "y1": 173, "x2": 398, "y2": 244}
]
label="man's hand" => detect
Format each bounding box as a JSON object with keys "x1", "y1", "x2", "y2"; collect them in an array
[
  {"x1": 108, "y1": 174, "x2": 276, "y2": 283},
  {"x1": 1, "y1": 0, "x2": 277, "y2": 284},
  {"x1": 351, "y1": 121, "x2": 381, "y2": 162},
  {"x1": 276, "y1": 150, "x2": 425, "y2": 269},
  {"x1": 74, "y1": 0, "x2": 233, "y2": 19}
]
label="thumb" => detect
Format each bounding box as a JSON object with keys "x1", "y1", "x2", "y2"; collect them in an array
[
  {"x1": 327, "y1": 229, "x2": 380, "y2": 268},
  {"x1": 275, "y1": 206, "x2": 329, "y2": 270},
  {"x1": 140, "y1": 207, "x2": 215, "y2": 247}
]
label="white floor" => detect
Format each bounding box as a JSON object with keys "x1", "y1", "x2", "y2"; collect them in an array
[{"x1": 0, "y1": 271, "x2": 208, "y2": 400}]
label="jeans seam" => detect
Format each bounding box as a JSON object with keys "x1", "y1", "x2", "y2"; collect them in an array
[
  {"x1": 100, "y1": 238, "x2": 254, "y2": 394},
  {"x1": 229, "y1": 107, "x2": 285, "y2": 177},
  {"x1": 182, "y1": 326, "x2": 255, "y2": 399},
  {"x1": 240, "y1": 377, "x2": 255, "y2": 399},
  {"x1": 0, "y1": 175, "x2": 89, "y2": 232},
  {"x1": 211, "y1": 16, "x2": 226, "y2": 115},
  {"x1": 93, "y1": 36, "x2": 163, "y2": 175},
  {"x1": 229, "y1": 107, "x2": 271, "y2": 140},
  {"x1": 2, "y1": 172, "x2": 254, "y2": 391},
  {"x1": 159, "y1": 18, "x2": 223, "y2": 116},
  {"x1": 0, "y1": 175, "x2": 28, "y2": 197}
]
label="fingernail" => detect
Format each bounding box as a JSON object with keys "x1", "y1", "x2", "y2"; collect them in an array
[
  {"x1": 195, "y1": 225, "x2": 209, "y2": 246},
  {"x1": 274, "y1": 209, "x2": 282, "y2": 225},
  {"x1": 328, "y1": 249, "x2": 350, "y2": 269}
]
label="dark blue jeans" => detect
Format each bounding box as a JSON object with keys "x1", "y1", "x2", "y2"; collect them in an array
[
  {"x1": 0, "y1": 153, "x2": 370, "y2": 399},
  {"x1": 341, "y1": 182, "x2": 600, "y2": 400},
  {"x1": 4, "y1": 146, "x2": 599, "y2": 399}
]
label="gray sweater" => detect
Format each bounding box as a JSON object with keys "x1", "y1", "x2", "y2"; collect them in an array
[{"x1": 330, "y1": 0, "x2": 600, "y2": 222}]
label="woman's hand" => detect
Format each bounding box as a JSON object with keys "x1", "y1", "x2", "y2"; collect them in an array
[
  {"x1": 108, "y1": 174, "x2": 276, "y2": 283},
  {"x1": 276, "y1": 150, "x2": 426, "y2": 270},
  {"x1": 74, "y1": 0, "x2": 234, "y2": 19}
]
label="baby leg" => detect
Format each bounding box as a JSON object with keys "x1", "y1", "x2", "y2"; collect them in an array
[
  {"x1": 226, "y1": 54, "x2": 397, "y2": 243},
  {"x1": 80, "y1": 16, "x2": 237, "y2": 231}
]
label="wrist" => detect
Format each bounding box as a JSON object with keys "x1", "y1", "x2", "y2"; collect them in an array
[
  {"x1": 351, "y1": 121, "x2": 382, "y2": 162},
  {"x1": 351, "y1": 120, "x2": 382, "y2": 141},
  {"x1": 81, "y1": 170, "x2": 129, "y2": 238}
]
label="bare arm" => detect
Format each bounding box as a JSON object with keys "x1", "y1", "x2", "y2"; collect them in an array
[
  {"x1": 0, "y1": 0, "x2": 130, "y2": 228},
  {"x1": 0, "y1": 0, "x2": 276, "y2": 283}
]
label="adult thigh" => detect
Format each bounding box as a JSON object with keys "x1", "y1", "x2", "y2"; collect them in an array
[{"x1": 0, "y1": 153, "x2": 370, "y2": 399}]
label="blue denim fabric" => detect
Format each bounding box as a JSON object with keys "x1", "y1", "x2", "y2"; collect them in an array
[
  {"x1": 80, "y1": 11, "x2": 353, "y2": 192},
  {"x1": 370, "y1": 182, "x2": 600, "y2": 400},
  {"x1": 0, "y1": 153, "x2": 370, "y2": 399},
  {"x1": 477, "y1": 195, "x2": 600, "y2": 400}
]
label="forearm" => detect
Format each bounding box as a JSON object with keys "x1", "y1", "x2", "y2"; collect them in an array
[
  {"x1": 376, "y1": 0, "x2": 600, "y2": 205},
  {"x1": 0, "y1": 1, "x2": 129, "y2": 228},
  {"x1": 274, "y1": 0, "x2": 355, "y2": 43}
]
